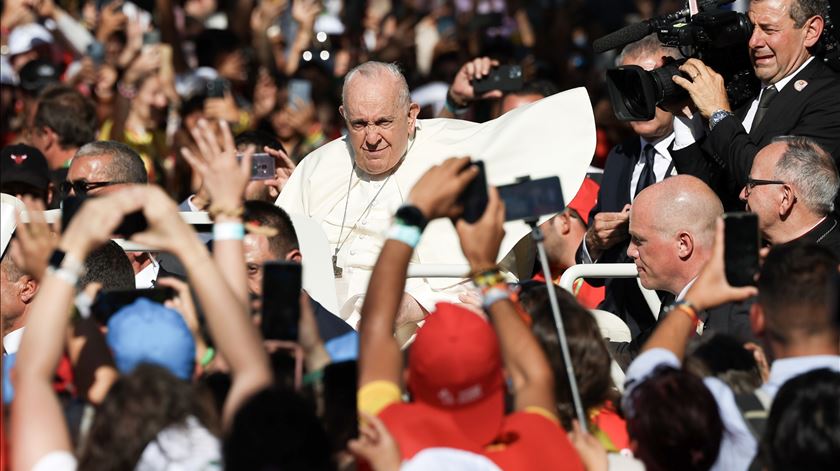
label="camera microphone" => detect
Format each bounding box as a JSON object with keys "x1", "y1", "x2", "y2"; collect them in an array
[{"x1": 593, "y1": 22, "x2": 654, "y2": 53}]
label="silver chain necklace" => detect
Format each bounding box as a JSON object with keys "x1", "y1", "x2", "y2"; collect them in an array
[{"x1": 332, "y1": 165, "x2": 394, "y2": 278}]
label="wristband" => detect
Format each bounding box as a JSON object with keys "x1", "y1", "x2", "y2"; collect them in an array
[
  {"x1": 47, "y1": 249, "x2": 86, "y2": 281},
  {"x1": 394, "y1": 205, "x2": 428, "y2": 231},
  {"x1": 482, "y1": 287, "x2": 512, "y2": 310},
  {"x1": 387, "y1": 223, "x2": 422, "y2": 248},
  {"x1": 445, "y1": 90, "x2": 470, "y2": 116},
  {"x1": 666, "y1": 301, "x2": 700, "y2": 331},
  {"x1": 200, "y1": 347, "x2": 216, "y2": 368},
  {"x1": 208, "y1": 204, "x2": 244, "y2": 220},
  {"x1": 472, "y1": 268, "x2": 506, "y2": 289},
  {"x1": 46, "y1": 266, "x2": 81, "y2": 286},
  {"x1": 213, "y1": 222, "x2": 245, "y2": 241}
]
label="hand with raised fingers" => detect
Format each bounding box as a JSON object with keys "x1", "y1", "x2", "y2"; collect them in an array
[
  {"x1": 684, "y1": 218, "x2": 759, "y2": 312},
  {"x1": 347, "y1": 412, "x2": 402, "y2": 471},
  {"x1": 181, "y1": 119, "x2": 252, "y2": 213},
  {"x1": 455, "y1": 186, "x2": 506, "y2": 272},
  {"x1": 10, "y1": 196, "x2": 60, "y2": 280},
  {"x1": 407, "y1": 156, "x2": 480, "y2": 220},
  {"x1": 129, "y1": 185, "x2": 196, "y2": 256},
  {"x1": 58, "y1": 186, "x2": 146, "y2": 261},
  {"x1": 263, "y1": 145, "x2": 296, "y2": 198},
  {"x1": 585, "y1": 205, "x2": 631, "y2": 261},
  {"x1": 449, "y1": 56, "x2": 503, "y2": 107}
]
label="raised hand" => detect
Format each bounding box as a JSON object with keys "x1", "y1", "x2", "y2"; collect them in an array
[
  {"x1": 181, "y1": 119, "x2": 252, "y2": 212},
  {"x1": 10, "y1": 196, "x2": 60, "y2": 280},
  {"x1": 449, "y1": 57, "x2": 503, "y2": 107},
  {"x1": 263, "y1": 145, "x2": 296, "y2": 199},
  {"x1": 585, "y1": 205, "x2": 631, "y2": 260},
  {"x1": 455, "y1": 185, "x2": 506, "y2": 272},
  {"x1": 407, "y1": 156, "x2": 479, "y2": 220}
]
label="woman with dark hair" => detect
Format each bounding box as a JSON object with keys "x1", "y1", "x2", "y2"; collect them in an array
[
  {"x1": 517, "y1": 284, "x2": 628, "y2": 451},
  {"x1": 624, "y1": 365, "x2": 724, "y2": 471},
  {"x1": 759, "y1": 368, "x2": 840, "y2": 471}
]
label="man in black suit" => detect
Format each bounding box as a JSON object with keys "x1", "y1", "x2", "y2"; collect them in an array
[
  {"x1": 577, "y1": 34, "x2": 680, "y2": 337},
  {"x1": 671, "y1": 0, "x2": 840, "y2": 210},
  {"x1": 242, "y1": 200, "x2": 354, "y2": 343},
  {"x1": 611, "y1": 175, "x2": 754, "y2": 368},
  {"x1": 740, "y1": 136, "x2": 840, "y2": 256}
]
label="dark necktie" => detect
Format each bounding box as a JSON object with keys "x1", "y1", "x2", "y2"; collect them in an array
[
  {"x1": 751, "y1": 85, "x2": 778, "y2": 131},
  {"x1": 635, "y1": 144, "x2": 657, "y2": 197}
]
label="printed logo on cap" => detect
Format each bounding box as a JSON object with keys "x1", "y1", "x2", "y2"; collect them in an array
[{"x1": 10, "y1": 154, "x2": 27, "y2": 165}]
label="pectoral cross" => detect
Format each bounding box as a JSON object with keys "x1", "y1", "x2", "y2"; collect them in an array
[{"x1": 332, "y1": 254, "x2": 343, "y2": 278}]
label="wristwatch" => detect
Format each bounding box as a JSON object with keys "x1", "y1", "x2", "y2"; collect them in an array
[
  {"x1": 708, "y1": 109, "x2": 733, "y2": 131},
  {"x1": 395, "y1": 205, "x2": 429, "y2": 231}
]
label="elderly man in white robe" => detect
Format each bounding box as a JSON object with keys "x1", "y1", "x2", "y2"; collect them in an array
[{"x1": 277, "y1": 61, "x2": 595, "y2": 332}]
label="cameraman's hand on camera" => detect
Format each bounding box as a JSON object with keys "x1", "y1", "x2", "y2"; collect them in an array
[
  {"x1": 455, "y1": 186, "x2": 505, "y2": 272},
  {"x1": 684, "y1": 218, "x2": 758, "y2": 312},
  {"x1": 584, "y1": 205, "x2": 631, "y2": 261},
  {"x1": 672, "y1": 58, "x2": 731, "y2": 120},
  {"x1": 10, "y1": 196, "x2": 60, "y2": 280},
  {"x1": 407, "y1": 156, "x2": 479, "y2": 220},
  {"x1": 181, "y1": 119, "x2": 252, "y2": 214},
  {"x1": 449, "y1": 57, "x2": 503, "y2": 107}
]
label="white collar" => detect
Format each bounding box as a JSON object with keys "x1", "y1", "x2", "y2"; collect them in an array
[
  {"x1": 134, "y1": 255, "x2": 160, "y2": 289},
  {"x1": 639, "y1": 132, "x2": 675, "y2": 158},
  {"x1": 676, "y1": 277, "x2": 697, "y2": 302},
  {"x1": 3, "y1": 327, "x2": 25, "y2": 355},
  {"x1": 767, "y1": 56, "x2": 814, "y2": 92}
]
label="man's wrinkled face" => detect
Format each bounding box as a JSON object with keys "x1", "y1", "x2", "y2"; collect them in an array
[
  {"x1": 748, "y1": 0, "x2": 815, "y2": 84},
  {"x1": 244, "y1": 233, "x2": 278, "y2": 314},
  {"x1": 627, "y1": 202, "x2": 677, "y2": 291},
  {"x1": 340, "y1": 75, "x2": 419, "y2": 175},
  {"x1": 66, "y1": 155, "x2": 129, "y2": 197},
  {"x1": 621, "y1": 53, "x2": 674, "y2": 140},
  {"x1": 740, "y1": 142, "x2": 786, "y2": 237}
]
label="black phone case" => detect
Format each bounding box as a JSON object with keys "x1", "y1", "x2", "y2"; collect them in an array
[
  {"x1": 723, "y1": 212, "x2": 760, "y2": 287},
  {"x1": 458, "y1": 161, "x2": 489, "y2": 223}
]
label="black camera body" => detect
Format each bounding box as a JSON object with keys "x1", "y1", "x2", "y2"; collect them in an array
[{"x1": 604, "y1": 5, "x2": 759, "y2": 121}]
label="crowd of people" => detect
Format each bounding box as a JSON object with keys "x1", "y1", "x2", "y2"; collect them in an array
[{"x1": 2, "y1": 0, "x2": 840, "y2": 470}]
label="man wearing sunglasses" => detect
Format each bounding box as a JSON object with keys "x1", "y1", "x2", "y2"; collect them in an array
[
  {"x1": 64, "y1": 141, "x2": 170, "y2": 287},
  {"x1": 740, "y1": 136, "x2": 840, "y2": 257}
]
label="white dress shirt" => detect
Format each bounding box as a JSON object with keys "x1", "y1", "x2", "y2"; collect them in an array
[
  {"x1": 134, "y1": 255, "x2": 160, "y2": 289},
  {"x1": 629, "y1": 133, "x2": 677, "y2": 204}
]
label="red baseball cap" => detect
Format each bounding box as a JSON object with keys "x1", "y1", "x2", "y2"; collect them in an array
[
  {"x1": 407, "y1": 303, "x2": 506, "y2": 447},
  {"x1": 567, "y1": 177, "x2": 599, "y2": 225}
]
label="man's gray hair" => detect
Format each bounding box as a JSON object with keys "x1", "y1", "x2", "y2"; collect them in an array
[
  {"x1": 772, "y1": 135, "x2": 839, "y2": 215},
  {"x1": 74, "y1": 141, "x2": 148, "y2": 184},
  {"x1": 341, "y1": 61, "x2": 411, "y2": 111},
  {"x1": 616, "y1": 33, "x2": 683, "y2": 66}
]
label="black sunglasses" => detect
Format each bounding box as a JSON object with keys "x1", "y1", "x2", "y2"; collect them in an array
[{"x1": 60, "y1": 180, "x2": 122, "y2": 196}]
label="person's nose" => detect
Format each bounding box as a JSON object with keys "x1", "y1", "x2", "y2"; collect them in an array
[
  {"x1": 626, "y1": 241, "x2": 638, "y2": 260},
  {"x1": 364, "y1": 127, "x2": 382, "y2": 146},
  {"x1": 748, "y1": 27, "x2": 764, "y2": 50}
]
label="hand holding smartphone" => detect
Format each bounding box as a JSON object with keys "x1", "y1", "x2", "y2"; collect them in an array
[{"x1": 472, "y1": 65, "x2": 524, "y2": 95}]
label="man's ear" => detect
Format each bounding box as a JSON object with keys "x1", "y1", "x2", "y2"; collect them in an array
[
  {"x1": 284, "y1": 249, "x2": 303, "y2": 263},
  {"x1": 803, "y1": 15, "x2": 824, "y2": 48},
  {"x1": 749, "y1": 302, "x2": 765, "y2": 338},
  {"x1": 338, "y1": 105, "x2": 346, "y2": 121},
  {"x1": 677, "y1": 231, "x2": 694, "y2": 260},
  {"x1": 19, "y1": 276, "x2": 39, "y2": 304},
  {"x1": 407, "y1": 102, "x2": 420, "y2": 133},
  {"x1": 779, "y1": 184, "x2": 796, "y2": 218}
]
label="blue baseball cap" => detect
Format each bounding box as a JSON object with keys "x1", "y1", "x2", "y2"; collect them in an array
[{"x1": 106, "y1": 298, "x2": 196, "y2": 380}]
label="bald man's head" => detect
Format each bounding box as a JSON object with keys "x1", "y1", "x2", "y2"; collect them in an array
[{"x1": 628, "y1": 176, "x2": 723, "y2": 293}]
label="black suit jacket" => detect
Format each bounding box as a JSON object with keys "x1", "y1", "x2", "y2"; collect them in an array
[
  {"x1": 786, "y1": 216, "x2": 840, "y2": 258},
  {"x1": 576, "y1": 137, "x2": 670, "y2": 338},
  {"x1": 609, "y1": 292, "x2": 756, "y2": 370},
  {"x1": 672, "y1": 59, "x2": 840, "y2": 210}
]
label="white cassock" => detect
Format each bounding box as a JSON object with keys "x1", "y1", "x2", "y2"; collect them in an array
[{"x1": 277, "y1": 87, "x2": 596, "y2": 327}]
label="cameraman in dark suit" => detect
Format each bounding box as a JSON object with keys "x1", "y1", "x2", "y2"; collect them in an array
[
  {"x1": 577, "y1": 35, "x2": 681, "y2": 338},
  {"x1": 670, "y1": 0, "x2": 840, "y2": 210}
]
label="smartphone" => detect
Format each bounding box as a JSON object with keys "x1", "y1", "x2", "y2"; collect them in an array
[
  {"x1": 62, "y1": 195, "x2": 148, "y2": 238},
  {"x1": 472, "y1": 65, "x2": 524, "y2": 95},
  {"x1": 237, "y1": 153, "x2": 275, "y2": 180},
  {"x1": 87, "y1": 41, "x2": 106, "y2": 66},
  {"x1": 497, "y1": 176, "x2": 565, "y2": 222},
  {"x1": 91, "y1": 287, "x2": 176, "y2": 324},
  {"x1": 723, "y1": 212, "x2": 760, "y2": 287},
  {"x1": 261, "y1": 261, "x2": 302, "y2": 341},
  {"x1": 142, "y1": 30, "x2": 161, "y2": 46},
  {"x1": 288, "y1": 79, "x2": 313, "y2": 109},
  {"x1": 457, "y1": 161, "x2": 488, "y2": 223},
  {"x1": 206, "y1": 78, "x2": 230, "y2": 99}
]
